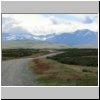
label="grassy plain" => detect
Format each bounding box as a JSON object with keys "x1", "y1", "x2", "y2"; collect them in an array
[
  {"x1": 30, "y1": 58, "x2": 98, "y2": 86},
  {"x1": 2, "y1": 48, "x2": 98, "y2": 86}
]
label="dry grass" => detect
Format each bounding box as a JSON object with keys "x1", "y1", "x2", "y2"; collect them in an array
[{"x1": 30, "y1": 58, "x2": 98, "y2": 86}]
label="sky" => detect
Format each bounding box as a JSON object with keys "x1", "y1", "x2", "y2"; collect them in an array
[{"x1": 2, "y1": 14, "x2": 98, "y2": 36}]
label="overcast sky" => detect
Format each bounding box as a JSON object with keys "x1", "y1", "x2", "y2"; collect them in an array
[{"x1": 2, "y1": 14, "x2": 98, "y2": 35}]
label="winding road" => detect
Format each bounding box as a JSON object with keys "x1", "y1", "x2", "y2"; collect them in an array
[{"x1": 1, "y1": 52, "x2": 63, "y2": 86}]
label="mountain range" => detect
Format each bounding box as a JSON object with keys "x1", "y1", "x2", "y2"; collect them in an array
[{"x1": 2, "y1": 29, "x2": 98, "y2": 48}]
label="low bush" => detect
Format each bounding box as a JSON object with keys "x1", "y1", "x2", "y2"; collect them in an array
[{"x1": 47, "y1": 49, "x2": 98, "y2": 67}]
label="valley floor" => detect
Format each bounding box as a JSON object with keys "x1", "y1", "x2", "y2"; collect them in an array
[{"x1": 1, "y1": 50, "x2": 98, "y2": 86}]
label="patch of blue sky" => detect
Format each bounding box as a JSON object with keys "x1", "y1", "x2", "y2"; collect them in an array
[
  {"x1": 43, "y1": 14, "x2": 81, "y2": 22},
  {"x1": 43, "y1": 14, "x2": 98, "y2": 24}
]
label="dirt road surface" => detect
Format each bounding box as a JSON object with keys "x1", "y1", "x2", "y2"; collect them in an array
[{"x1": 1, "y1": 52, "x2": 63, "y2": 86}]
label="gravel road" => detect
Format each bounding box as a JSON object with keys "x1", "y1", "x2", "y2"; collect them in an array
[{"x1": 1, "y1": 52, "x2": 63, "y2": 86}]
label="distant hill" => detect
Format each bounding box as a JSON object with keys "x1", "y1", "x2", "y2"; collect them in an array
[
  {"x1": 46, "y1": 29, "x2": 98, "y2": 47},
  {"x1": 2, "y1": 29, "x2": 98, "y2": 48},
  {"x1": 74, "y1": 44, "x2": 98, "y2": 49},
  {"x1": 2, "y1": 40, "x2": 71, "y2": 49}
]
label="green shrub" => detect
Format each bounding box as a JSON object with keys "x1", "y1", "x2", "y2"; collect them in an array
[
  {"x1": 2, "y1": 48, "x2": 39, "y2": 58},
  {"x1": 82, "y1": 69, "x2": 92, "y2": 72},
  {"x1": 47, "y1": 49, "x2": 98, "y2": 67}
]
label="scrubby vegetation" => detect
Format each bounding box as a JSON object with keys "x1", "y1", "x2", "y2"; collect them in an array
[
  {"x1": 2, "y1": 49, "x2": 36, "y2": 57},
  {"x1": 2, "y1": 48, "x2": 50, "y2": 60},
  {"x1": 30, "y1": 58, "x2": 98, "y2": 86},
  {"x1": 47, "y1": 49, "x2": 98, "y2": 67}
]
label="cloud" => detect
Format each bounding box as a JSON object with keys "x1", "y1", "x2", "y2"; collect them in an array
[
  {"x1": 84, "y1": 16, "x2": 94, "y2": 24},
  {"x1": 67, "y1": 14, "x2": 98, "y2": 24},
  {"x1": 83, "y1": 15, "x2": 98, "y2": 24},
  {"x1": 2, "y1": 14, "x2": 98, "y2": 35}
]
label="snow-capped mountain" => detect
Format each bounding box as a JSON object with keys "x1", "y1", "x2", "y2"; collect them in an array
[
  {"x1": 2, "y1": 32, "x2": 34, "y2": 40},
  {"x1": 2, "y1": 29, "x2": 98, "y2": 47},
  {"x1": 46, "y1": 29, "x2": 98, "y2": 46},
  {"x1": 2, "y1": 27, "x2": 35, "y2": 40}
]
